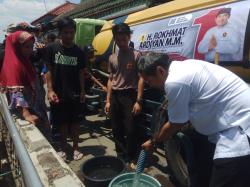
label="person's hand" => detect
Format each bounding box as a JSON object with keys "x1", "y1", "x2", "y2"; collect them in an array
[
  {"x1": 208, "y1": 35, "x2": 217, "y2": 51},
  {"x1": 104, "y1": 102, "x2": 111, "y2": 115},
  {"x1": 142, "y1": 139, "x2": 154, "y2": 152},
  {"x1": 48, "y1": 90, "x2": 59, "y2": 104},
  {"x1": 80, "y1": 91, "x2": 86, "y2": 103},
  {"x1": 35, "y1": 42, "x2": 45, "y2": 49},
  {"x1": 132, "y1": 102, "x2": 141, "y2": 115},
  {"x1": 102, "y1": 86, "x2": 108, "y2": 92}
]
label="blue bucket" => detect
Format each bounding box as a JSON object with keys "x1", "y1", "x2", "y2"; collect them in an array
[{"x1": 109, "y1": 172, "x2": 161, "y2": 187}]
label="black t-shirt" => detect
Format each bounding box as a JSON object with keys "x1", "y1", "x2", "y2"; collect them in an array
[{"x1": 45, "y1": 42, "x2": 86, "y2": 101}]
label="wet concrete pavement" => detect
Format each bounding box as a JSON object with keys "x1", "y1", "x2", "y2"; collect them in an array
[{"x1": 58, "y1": 114, "x2": 175, "y2": 187}]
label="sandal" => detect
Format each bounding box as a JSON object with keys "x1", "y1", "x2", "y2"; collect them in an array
[
  {"x1": 58, "y1": 151, "x2": 66, "y2": 160},
  {"x1": 127, "y1": 161, "x2": 137, "y2": 171},
  {"x1": 73, "y1": 150, "x2": 84, "y2": 161}
]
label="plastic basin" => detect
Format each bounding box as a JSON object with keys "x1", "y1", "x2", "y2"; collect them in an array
[
  {"x1": 109, "y1": 172, "x2": 161, "y2": 187},
  {"x1": 81, "y1": 156, "x2": 125, "y2": 187}
]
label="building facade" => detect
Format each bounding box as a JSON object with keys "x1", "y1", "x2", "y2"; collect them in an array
[
  {"x1": 56, "y1": 0, "x2": 171, "y2": 20},
  {"x1": 31, "y1": 1, "x2": 78, "y2": 25}
]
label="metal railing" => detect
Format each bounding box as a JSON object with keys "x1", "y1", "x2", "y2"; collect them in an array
[{"x1": 0, "y1": 94, "x2": 43, "y2": 187}]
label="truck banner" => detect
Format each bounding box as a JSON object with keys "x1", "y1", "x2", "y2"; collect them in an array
[{"x1": 130, "y1": 1, "x2": 250, "y2": 63}]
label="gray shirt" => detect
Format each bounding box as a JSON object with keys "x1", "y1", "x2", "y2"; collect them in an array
[{"x1": 108, "y1": 49, "x2": 141, "y2": 90}]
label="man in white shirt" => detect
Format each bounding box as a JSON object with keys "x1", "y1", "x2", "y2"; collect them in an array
[
  {"x1": 198, "y1": 8, "x2": 240, "y2": 62},
  {"x1": 138, "y1": 52, "x2": 250, "y2": 187}
]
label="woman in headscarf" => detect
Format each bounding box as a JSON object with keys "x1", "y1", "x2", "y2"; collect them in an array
[{"x1": 0, "y1": 31, "x2": 39, "y2": 124}]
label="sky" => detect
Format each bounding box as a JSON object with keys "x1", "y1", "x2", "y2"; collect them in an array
[{"x1": 0, "y1": 0, "x2": 81, "y2": 42}]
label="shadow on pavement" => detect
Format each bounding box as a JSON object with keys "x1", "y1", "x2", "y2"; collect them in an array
[{"x1": 66, "y1": 145, "x2": 107, "y2": 161}]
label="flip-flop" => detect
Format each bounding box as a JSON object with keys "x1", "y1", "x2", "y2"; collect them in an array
[
  {"x1": 73, "y1": 150, "x2": 84, "y2": 161},
  {"x1": 127, "y1": 161, "x2": 137, "y2": 171},
  {"x1": 58, "y1": 151, "x2": 66, "y2": 160}
]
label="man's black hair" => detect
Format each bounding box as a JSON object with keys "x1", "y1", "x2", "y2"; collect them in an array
[
  {"x1": 57, "y1": 18, "x2": 76, "y2": 34},
  {"x1": 47, "y1": 33, "x2": 56, "y2": 41},
  {"x1": 112, "y1": 23, "x2": 131, "y2": 37},
  {"x1": 216, "y1": 8, "x2": 231, "y2": 17},
  {"x1": 137, "y1": 52, "x2": 171, "y2": 76}
]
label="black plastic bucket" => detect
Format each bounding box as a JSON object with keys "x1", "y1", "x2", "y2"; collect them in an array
[{"x1": 81, "y1": 156, "x2": 126, "y2": 187}]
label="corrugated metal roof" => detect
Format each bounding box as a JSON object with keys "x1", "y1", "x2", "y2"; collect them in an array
[
  {"x1": 54, "y1": 0, "x2": 172, "y2": 20},
  {"x1": 55, "y1": 0, "x2": 113, "y2": 19},
  {"x1": 52, "y1": 3, "x2": 77, "y2": 16},
  {"x1": 31, "y1": 1, "x2": 78, "y2": 25}
]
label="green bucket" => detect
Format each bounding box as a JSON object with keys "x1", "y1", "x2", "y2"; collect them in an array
[{"x1": 109, "y1": 172, "x2": 161, "y2": 187}]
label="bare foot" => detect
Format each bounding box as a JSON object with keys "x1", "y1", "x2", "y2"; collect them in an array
[
  {"x1": 21, "y1": 107, "x2": 39, "y2": 124},
  {"x1": 24, "y1": 114, "x2": 39, "y2": 124},
  {"x1": 73, "y1": 150, "x2": 84, "y2": 161}
]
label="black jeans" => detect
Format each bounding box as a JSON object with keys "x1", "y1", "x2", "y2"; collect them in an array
[
  {"x1": 110, "y1": 89, "x2": 138, "y2": 161},
  {"x1": 209, "y1": 137, "x2": 250, "y2": 187}
]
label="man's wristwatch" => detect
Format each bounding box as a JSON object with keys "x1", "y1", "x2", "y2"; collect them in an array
[{"x1": 136, "y1": 98, "x2": 143, "y2": 105}]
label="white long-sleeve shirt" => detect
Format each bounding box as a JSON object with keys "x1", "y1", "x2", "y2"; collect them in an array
[{"x1": 165, "y1": 60, "x2": 250, "y2": 159}]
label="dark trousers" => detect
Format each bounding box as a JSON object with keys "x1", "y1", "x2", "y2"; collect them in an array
[
  {"x1": 186, "y1": 128, "x2": 215, "y2": 187},
  {"x1": 110, "y1": 89, "x2": 137, "y2": 161},
  {"x1": 209, "y1": 137, "x2": 250, "y2": 187}
]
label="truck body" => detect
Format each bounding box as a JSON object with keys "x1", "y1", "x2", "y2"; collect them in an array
[{"x1": 93, "y1": 0, "x2": 250, "y2": 81}]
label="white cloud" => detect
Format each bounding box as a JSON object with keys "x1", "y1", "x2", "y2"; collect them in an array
[{"x1": 0, "y1": 0, "x2": 66, "y2": 42}]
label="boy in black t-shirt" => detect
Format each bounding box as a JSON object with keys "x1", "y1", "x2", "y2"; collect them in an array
[{"x1": 46, "y1": 18, "x2": 86, "y2": 160}]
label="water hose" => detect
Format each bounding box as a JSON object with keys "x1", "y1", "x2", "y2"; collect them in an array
[{"x1": 136, "y1": 149, "x2": 147, "y2": 174}]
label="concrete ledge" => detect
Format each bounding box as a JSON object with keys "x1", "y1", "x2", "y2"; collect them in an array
[{"x1": 14, "y1": 118, "x2": 85, "y2": 187}]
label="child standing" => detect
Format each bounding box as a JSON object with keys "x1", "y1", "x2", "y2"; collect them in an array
[
  {"x1": 45, "y1": 18, "x2": 86, "y2": 160},
  {"x1": 0, "y1": 31, "x2": 39, "y2": 124}
]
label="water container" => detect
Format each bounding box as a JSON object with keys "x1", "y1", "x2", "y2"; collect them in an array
[
  {"x1": 81, "y1": 156, "x2": 126, "y2": 187},
  {"x1": 109, "y1": 172, "x2": 161, "y2": 187}
]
